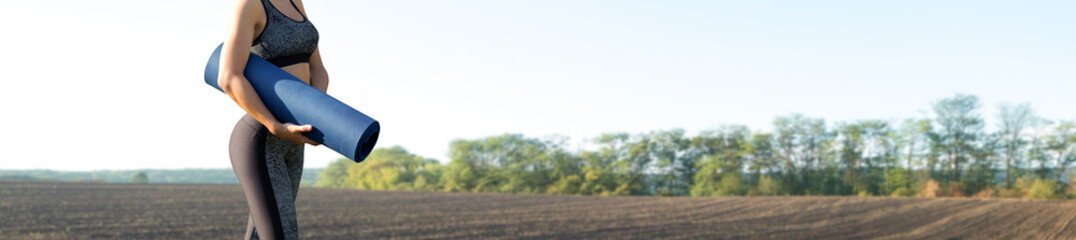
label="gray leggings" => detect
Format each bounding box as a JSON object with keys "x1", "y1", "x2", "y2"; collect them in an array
[{"x1": 230, "y1": 114, "x2": 304, "y2": 240}]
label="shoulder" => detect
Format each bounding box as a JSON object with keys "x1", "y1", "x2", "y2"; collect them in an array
[
  {"x1": 293, "y1": 0, "x2": 310, "y2": 15},
  {"x1": 231, "y1": 0, "x2": 266, "y2": 22},
  {"x1": 233, "y1": 0, "x2": 265, "y2": 16},
  {"x1": 234, "y1": 0, "x2": 262, "y2": 10}
]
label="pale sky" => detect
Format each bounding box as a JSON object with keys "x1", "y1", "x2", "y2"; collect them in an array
[{"x1": 1, "y1": 0, "x2": 1073, "y2": 171}]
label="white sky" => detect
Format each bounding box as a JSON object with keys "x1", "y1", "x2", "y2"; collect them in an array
[{"x1": 1, "y1": 0, "x2": 1073, "y2": 170}]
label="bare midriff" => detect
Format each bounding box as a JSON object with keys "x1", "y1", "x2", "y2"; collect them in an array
[{"x1": 280, "y1": 63, "x2": 311, "y2": 85}]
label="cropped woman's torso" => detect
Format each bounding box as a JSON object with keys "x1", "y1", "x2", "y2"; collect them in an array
[{"x1": 251, "y1": 0, "x2": 318, "y2": 84}]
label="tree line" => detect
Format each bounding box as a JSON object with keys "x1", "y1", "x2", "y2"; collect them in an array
[{"x1": 317, "y1": 93, "x2": 1076, "y2": 199}]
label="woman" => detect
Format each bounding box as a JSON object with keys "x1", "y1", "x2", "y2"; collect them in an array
[{"x1": 217, "y1": 0, "x2": 327, "y2": 239}]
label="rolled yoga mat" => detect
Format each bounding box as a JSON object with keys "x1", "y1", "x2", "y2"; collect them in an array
[{"x1": 204, "y1": 43, "x2": 380, "y2": 162}]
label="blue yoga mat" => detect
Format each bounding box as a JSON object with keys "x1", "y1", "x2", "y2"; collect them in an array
[{"x1": 204, "y1": 43, "x2": 379, "y2": 162}]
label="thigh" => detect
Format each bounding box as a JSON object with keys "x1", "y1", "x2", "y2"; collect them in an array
[
  {"x1": 287, "y1": 142, "x2": 304, "y2": 198},
  {"x1": 267, "y1": 134, "x2": 305, "y2": 199},
  {"x1": 229, "y1": 115, "x2": 286, "y2": 239},
  {"x1": 263, "y1": 135, "x2": 301, "y2": 239}
]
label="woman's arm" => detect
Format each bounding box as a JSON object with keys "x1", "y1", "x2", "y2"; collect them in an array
[
  {"x1": 218, "y1": 0, "x2": 318, "y2": 145},
  {"x1": 309, "y1": 48, "x2": 329, "y2": 93}
]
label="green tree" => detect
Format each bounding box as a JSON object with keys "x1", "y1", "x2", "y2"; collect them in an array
[
  {"x1": 570, "y1": 152, "x2": 604, "y2": 195},
  {"x1": 746, "y1": 133, "x2": 775, "y2": 186},
  {"x1": 898, "y1": 118, "x2": 932, "y2": 190},
  {"x1": 648, "y1": 129, "x2": 691, "y2": 196},
  {"x1": 1027, "y1": 118, "x2": 1053, "y2": 179},
  {"x1": 752, "y1": 175, "x2": 784, "y2": 196},
  {"x1": 442, "y1": 158, "x2": 477, "y2": 192},
  {"x1": 886, "y1": 168, "x2": 915, "y2": 197},
  {"x1": 996, "y1": 103, "x2": 1033, "y2": 188},
  {"x1": 932, "y1": 93, "x2": 985, "y2": 183},
  {"x1": 862, "y1": 120, "x2": 893, "y2": 195},
  {"x1": 1047, "y1": 121, "x2": 1075, "y2": 182},
  {"x1": 348, "y1": 156, "x2": 403, "y2": 190},
  {"x1": 964, "y1": 134, "x2": 999, "y2": 195},
  {"x1": 835, "y1": 120, "x2": 891, "y2": 195},
  {"x1": 774, "y1": 114, "x2": 833, "y2": 194},
  {"x1": 413, "y1": 161, "x2": 445, "y2": 191},
  {"x1": 595, "y1": 132, "x2": 651, "y2": 195},
  {"x1": 130, "y1": 171, "x2": 149, "y2": 184},
  {"x1": 690, "y1": 126, "x2": 750, "y2": 197},
  {"x1": 442, "y1": 134, "x2": 555, "y2": 193},
  {"x1": 1028, "y1": 179, "x2": 1064, "y2": 199},
  {"x1": 773, "y1": 115, "x2": 802, "y2": 193},
  {"x1": 345, "y1": 146, "x2": 429, "y2": 190},
  {"x1": 315, "y1": 158, "x2": 354, "y2": 188},
  {"x1": 837, "y1": 122, "x2": 864, "y2": 195},
  {"x1": 545, "y1": 136, "x2": 584, "y2": 194}
]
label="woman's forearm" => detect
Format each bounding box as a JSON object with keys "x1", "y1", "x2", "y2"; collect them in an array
[
  {"x1": 310, "y1": 65, "x2": 329, "y2": 93},
  {"x1": 220, "y1": 73, "x2": 280, "y2": 130},
  {"x1": 308, "y1": 48, "x2": 329, "y2": 93}
]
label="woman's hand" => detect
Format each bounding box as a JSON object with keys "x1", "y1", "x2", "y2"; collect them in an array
[{"x1": 270, "y1": 122, "x2": 321, "y2": 146}]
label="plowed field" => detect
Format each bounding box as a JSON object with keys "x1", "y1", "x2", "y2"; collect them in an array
[{"x1": 3, "y1": 180, "x2": 1076, "y2": 239}]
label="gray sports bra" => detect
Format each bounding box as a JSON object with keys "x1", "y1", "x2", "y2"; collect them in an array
[{"x1": 251, "y1": 0, "x2": 319, "y2": 67}]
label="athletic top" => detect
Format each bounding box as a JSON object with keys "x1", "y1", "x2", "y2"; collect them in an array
[{"x1": 251, "y1": 0, "x2": 319, "y2": 67}]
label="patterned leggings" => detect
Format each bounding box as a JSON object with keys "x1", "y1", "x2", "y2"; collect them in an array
[{"x1": 230, "y1": 114, "x2": 304, "y2": 240}]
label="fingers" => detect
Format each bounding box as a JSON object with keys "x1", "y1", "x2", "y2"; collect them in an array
[
  {"x1": 299, "y1": 135, "x2": 321, "y2": 146},
  {"x1": 281, "y1": 133, "x2": 318, "y2": 146},
  {"x1": 278, "y1": 123, "x2": 319, "y2": 145},
  {"x1": 287, "y1": 124, "x2": 314, "y2": 133}
]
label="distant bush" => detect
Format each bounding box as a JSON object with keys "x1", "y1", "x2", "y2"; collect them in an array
[
  {"x1": 130, "y1": 171, "x2": 149, "y2": 184},
  {"x1": 315, "y1": 158, "x2": 353, "y2": 188},
  {"x1": 1067, "y1": 170, "x2": 1076, "y2": 196},
  {"x1": 715, "y1": 174, "x2": 748, "y2": 196},
  {"x1": 946, "y1": 182, "x2": 965, "y2": 197},
  {"x1": 998, "y1": 189, "x2": 1026, "y2": 198},
  {"x1": 916, "y1": 180, "x2": 940, "y2": 198},
  {"x1": 889, "y1": 187, "x2": 916, "y2": 197},
  {"x1": 749, "y1": 175, "x2": 783, "y2": 196},
  {"x1": 885, "y1": 168, "x2": 915, "y2": 197},
  {"x1": 914, "y1": 180, "x2": 968, "y2": 198},
  {"x1": 1028, "y1": 179, "x2": 1064, "y2": 199},
  {"x1": 549, "y1": 175, "x2": 582, "y2": 195},
  {"x1": 313, "y1": 146, "x2": 439, "y2": 192},
  {"x1": 973, "y1": 188, "x2": 996, "y2": 198}
]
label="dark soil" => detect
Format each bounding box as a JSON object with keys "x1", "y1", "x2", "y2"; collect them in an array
[{"x1": 2, "y1": 180, "x2": 1075, "y2": 239}]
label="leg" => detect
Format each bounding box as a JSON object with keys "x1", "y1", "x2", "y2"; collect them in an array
[
  {"x1": 245, "y1": 213, "x2": 255, "y2": 240},
  {"x1": 286, "y1": 139, "x2": 304, "y2": 201},
  {"x1": 287, "y1": 138, "x2": 305, "y2": 236},
  {"x1": 264, "y1": 135, "x2": 302, "y2": 239},
  {"x1": 230, "y1": 114, "x2": 286, "y2": 240}
]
